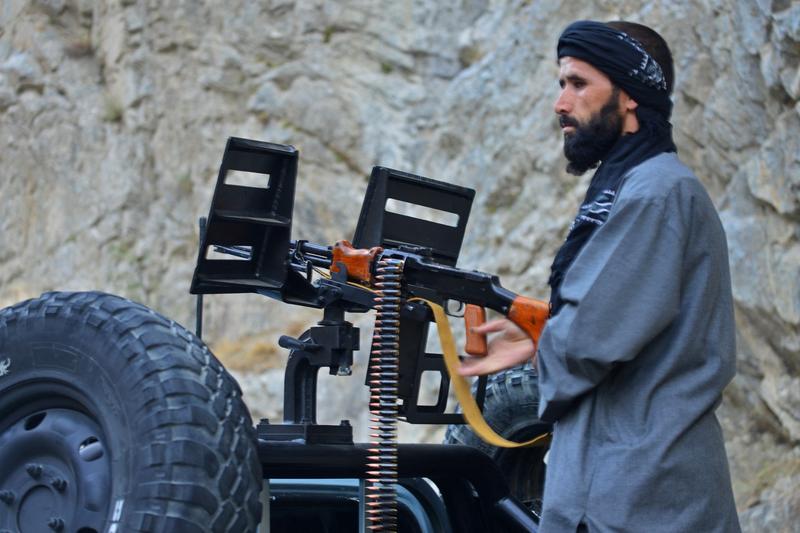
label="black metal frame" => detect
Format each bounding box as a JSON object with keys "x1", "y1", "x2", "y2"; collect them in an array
[
  {"x1": 353, "y1": 165, "x2": 474, "y2": 267},
  {"x1": 191, "y1": 137, "x2": 298, "y2": 295}
]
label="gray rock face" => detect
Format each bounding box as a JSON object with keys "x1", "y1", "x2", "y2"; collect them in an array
[{"x1": 1, "y1": 1, "x2": 798, "y2": 529}]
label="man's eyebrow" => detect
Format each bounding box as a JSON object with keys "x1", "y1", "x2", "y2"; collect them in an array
[
  {"x1": 558, "y1": 73, "x2": 588, "y2": 87},
  {"x1": 563, "y1": 74, "x2": 587, "y2": 83}
]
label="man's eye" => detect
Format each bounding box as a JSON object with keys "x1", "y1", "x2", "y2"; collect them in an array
[{"x1": 573, "y1": 81, "x2": 586, "y2": 89}]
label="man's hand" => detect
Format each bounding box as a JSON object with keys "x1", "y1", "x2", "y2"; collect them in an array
[{"x1": 458, "y1": 318, "x2": 536, "y2": 376}]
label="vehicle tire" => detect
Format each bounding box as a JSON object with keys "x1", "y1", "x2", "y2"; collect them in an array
[
  {"x1": 443, "y1": 363, "x2": 551, "y2": 520},
  {"x1": 0, "y1": 291, "x2": 262, "y2": 533}
]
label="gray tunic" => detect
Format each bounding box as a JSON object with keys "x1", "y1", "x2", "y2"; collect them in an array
[{"x1": 536, "y1": 153, "x2": 741, "y2": 533}]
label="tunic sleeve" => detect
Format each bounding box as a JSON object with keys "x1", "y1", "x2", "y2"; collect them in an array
[{"x1": 537, "y1": 192, "x2": 684, "y2": 422}]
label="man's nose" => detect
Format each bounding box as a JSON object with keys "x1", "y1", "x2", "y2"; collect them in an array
[{"x1": 554, "y1": 89, "x2": 571, "y2": 115}]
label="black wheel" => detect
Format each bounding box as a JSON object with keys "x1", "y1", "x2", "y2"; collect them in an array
[
  {"x1": 444, "y1": 363, "x2": 551, "y2": 520},
  {"x1": 0, "y1": 291, "x2": 262, "y2": 533}
]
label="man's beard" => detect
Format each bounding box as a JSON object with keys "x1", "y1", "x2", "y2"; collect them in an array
[{"x1": 561, "y1": 90, "x2": 623, "y2": 175}]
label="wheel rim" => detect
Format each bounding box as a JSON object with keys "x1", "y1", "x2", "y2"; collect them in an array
[{"x1": 0, "y1": 394, "x2": 111, "y2": 533}]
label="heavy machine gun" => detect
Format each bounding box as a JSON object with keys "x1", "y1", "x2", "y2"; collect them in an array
[{"x1": 190, "y1": 137, "x2": 550, "y2": 532}]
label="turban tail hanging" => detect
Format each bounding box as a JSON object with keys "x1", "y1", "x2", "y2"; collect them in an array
[{"x1": 548, "y1": 21, "x2": 677, "y2": 316}]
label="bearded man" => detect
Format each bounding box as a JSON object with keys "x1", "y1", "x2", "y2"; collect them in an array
[{"x1": 460, "y1": 20, "x2": 741, "y2": 532}]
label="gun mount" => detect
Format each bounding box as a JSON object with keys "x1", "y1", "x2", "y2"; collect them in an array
[
  {"x1": 189, "y1": 137, "x2": 548, "y2": 532},
  {"x1": 191, "y1": 137, "x2": 493, "y2": 439}
]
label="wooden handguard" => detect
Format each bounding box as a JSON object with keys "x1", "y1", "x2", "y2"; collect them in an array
[
  {"x1": 331, "y1": 240, "x2": 382, "y2": 284},
  {"x1": 464, "y1": 304, "x2": 488, "y2": 356},
  {"x1": 508, "y1": 296, "x2": 550, "y2": 348}
]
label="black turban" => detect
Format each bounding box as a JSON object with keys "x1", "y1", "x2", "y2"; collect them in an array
[{"x1": 557, "y1": 20, "x2": 672, "y2": 119}]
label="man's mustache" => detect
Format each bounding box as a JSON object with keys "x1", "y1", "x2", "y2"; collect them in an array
[{"x1": 559, "y1": 115, "x2": 579, "y2": 129}]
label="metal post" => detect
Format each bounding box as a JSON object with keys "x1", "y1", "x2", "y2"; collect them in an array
[
  {"x1": 257, "y1": 479, "x2": 270, "y2": 533},
  {"x1": 196, "y1": 217, "x2": 206, "y2": 339},
  {"x1": 359, "y1": 479, "x2": 366, "y2": 533}
]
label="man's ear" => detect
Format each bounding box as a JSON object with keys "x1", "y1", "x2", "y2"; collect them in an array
[
  {"x1": 621, "y1": 90, "x2": 639, "y2": 111},
  {"x1": 619, "y1": 89, "x2": 640, "y2": 134}
]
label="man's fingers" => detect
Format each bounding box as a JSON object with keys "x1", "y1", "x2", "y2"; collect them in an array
[
  {"x1": 457, "y1": 343, "x2": 536, "y2": 377},
  {"x1": 458, "y1": 355, "x2": 526, "y2": 376},
  {"x1": 457, "y1": 357, "x2": 496, "y2": 376},
  {"x1": 470, "y1": 318, "x2": 510, "y2": 335}
]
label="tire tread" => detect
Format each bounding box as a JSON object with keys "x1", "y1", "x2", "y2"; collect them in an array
[{"x1": 0, "y1": 291, "x2": 262, "y2": 532}]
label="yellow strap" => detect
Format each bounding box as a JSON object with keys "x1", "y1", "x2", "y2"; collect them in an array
[{"x1": 413, "y1": 298, "x2": 551, "y2": 448}]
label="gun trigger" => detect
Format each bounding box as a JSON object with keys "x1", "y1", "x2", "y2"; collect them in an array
[{"x1": 444, "y1": 299, "x2": 465, "y2": 317}]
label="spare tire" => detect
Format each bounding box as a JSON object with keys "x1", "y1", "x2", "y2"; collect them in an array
[
  {"x1": 0, "y1": 291, "x2": 262, "y2": 533},
  {"x1": 444, "y1": 363, "x2": 551, "y2": 520}
]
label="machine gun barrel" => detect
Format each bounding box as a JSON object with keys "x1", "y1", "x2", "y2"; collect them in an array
[
  {"x1": 291, "y1": 240, "x2": 333, "y2": 259},
  {"x1": 212, "y1": 244, "x2": 253, "y2": 260},
  {"x1": 289, "y1": 240, "x2": 334, "y2": 269}
]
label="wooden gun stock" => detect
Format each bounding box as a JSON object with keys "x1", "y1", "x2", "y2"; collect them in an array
[{"x1": 508, "y1": 296, "x2": 550, "y2": 348}]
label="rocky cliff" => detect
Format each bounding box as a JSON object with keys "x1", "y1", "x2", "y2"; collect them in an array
[{"x1": 1, "y1": 0, "x2": 798, "y2": 529}]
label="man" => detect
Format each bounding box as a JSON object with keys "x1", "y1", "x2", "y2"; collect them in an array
[{"x1": 459, "y1": 20, "x2": 741, "y2": 532}]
